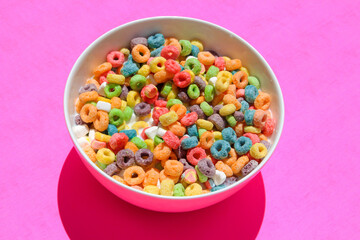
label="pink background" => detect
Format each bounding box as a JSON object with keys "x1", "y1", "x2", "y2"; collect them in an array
[{"x1": 1, "y1": 0, "x2": 359, "y2": 239}]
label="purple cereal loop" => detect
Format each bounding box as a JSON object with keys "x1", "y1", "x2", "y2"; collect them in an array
[
  {"x1": 79, "y1": 84, "x2": 98, "y2": 94},
  {"x1": 234, "y1": 111, "x2": 244, "y2": 122},
  {"x1": 241, "y1": 160, "x2": 259, "y2": 176},
  {"x1": 175, "y1": 145, "x2": 187, "y2": 159},
  {"x1": 208, "y1": 113, "x2": 226, "y2": 131},
  {"x1": 223, "y1": 176, "x2": 237, "y2": 186},
  {"x1": 135, "y1": 148, "x2": 153, "y2": 166},
  {"x1": 178, "y1": 91, "x2": 190, "y2": 103},
  {"x1": 197, "y1": 158, "x2": 216, "y2": 177},
  {"x1": 104, "y1": 163, "x2": 120, "y2": 176},
  {"x1": 194, "y1": 76, "x2": 206, "y2": 91},
  {"x1": 134, "y1": 102, "x2": 151, "y2": 116},
  {"x1": 212, "y1": 104, "x2": 223, "y2": 114},
  {"x1": 260, "y1": 140, "x2": 271, "y2": 150},
  {"x1": 179, "y1": 158, "x2": 194, "y2": 171},
  {"x1": 120, "y1": 85, "x2": 129, "y2": 100},
  {"x1": 130, "y1": 37, "x2": 148, "y2": 49},
  {"x1": 74, "y1": 114, "x2": 84, "y2": 125},
  {"x1": 116, "y1": 149, "x2": 135, "y2": 169},
  {"x1": 190, "y1": 105, "x2": 206, "y2": 119}
]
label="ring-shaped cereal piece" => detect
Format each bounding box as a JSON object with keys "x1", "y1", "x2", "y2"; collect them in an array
[
  {"x1": 123, "y1": 166, "x2": 145, "y2": 185},
  {"x1": 164, "y1": 160, "x2": 184, "y2": 177},
  {"x1": 149, "y1": 57, "x2": 166, "y2": 73},
  {"x1": 80, "y1": 103, "x2": 98, "y2": 123},
  {"x1": 79, "y1": 91, "x2": 99, "y2": 103},
  {"x1": 254, "y1": 92, "x2": 271, "y2": 110},
  {"x1": 165, "y1": 37, "x2": 181, "y2": 52},
  {"x1": 198, "y1": 51, "x2": 215, "y2": 65},
  {"x1": 168, "y1": 121, "x2": 186, "y2": 137},
  {"x1": 225, "y1": 59, "x2": 242, "y2": 71},
  {"x1": 233, "y1": 71, "x2": 248, "y2": 89},
  {"x1": 231, "y1": 156, "x2": 250, "y2": 175},
  {"x1": 173, "y1": 71, "x2": 191, "y2": 88},
  {"x1": 127, "y1": 91, "x2": 141, "y2": 108},
  {"x1": 96, "y1": 148, "x2": 116, "y2": 164},
  {"x1": 94, "y1": 110, "x2": 109, "y2": 132},
  {"x1": 161, "y1": 45, "x2": 180, "y2": 60},
  {"x1": 249, "y1": 143, "x2": 267, "y2": 159},
  {"x1": 143, "y1": 168, "x2": 160, "y2": 187},
  {"x1": 223, "y1": 94, "x2": 242, "y2": 110},
  {"x1": 93, "y1": 62, "x2": 112, "y2": 77},
  {"x1": 131, "y1": 44, "x2": 150, "y2": 63},
  {"x1": 253, "y1": 110, "x2": 267, "y2": 129},
  {"x1": 170, "y1": 104, "x2": 187, "y2": 119},
  {"x1": 200, "y1": 131, "x2": 215, "y2": 149},
  {"x1": 107, "y1": 51, "x2": 125, "y2": 67},
  {"x1": 154, "y1": 142, "x2": 172, "y2": 161}
]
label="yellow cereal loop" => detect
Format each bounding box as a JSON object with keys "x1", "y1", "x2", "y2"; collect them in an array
[
  {"x1": 95, "y1": 132, "x2": 111, "y2": 142},
  {"x1": 240, "y1": 67, "x2": 249, "y2": 76},
  {"x1": 138, "y1": 64, "x2": 150, "y2": 77},
  {"x1": 117, "y1": 121, "x2": 127, "y2": 131},
  {"x1": 185, "y1": 183, "x2": 202, "y2": 196},
  {"x1": 213, "y1": 131, "x2": 223, "y2": 141},
  {"x1": 97, "y1": 96, "x2": 111, "y2": 103},
  {"x1": 149, "y1": 57, "x2": 166, "y2": 73},
  {"x1": 144, "y1": 185, "x2": 160, "y2": 195},
  {"x1": 250, "y1": 143, "x2": 267, "y2": 159},
  {"x1": 127, "y1": 91, "x2": 141, "y2": 108},
  {"x1": 196, "y1": 119, "x2": 214, "y2": 130},
  {"x1": 216, "y1": 71, "x2": 232, "y2": 92},
  {"x1": 219, "y1": 104, "x2": 236, "y2": 116},
  {"x1": 112, "y1": 175, "x2": 127, "y2": 185},
  {"x1": 144, "y1": 139, "x2": 154, "y2": 152},
  {"x1": 244, "y1": 126, "x2": 262, "y2": 133},
  {"x1": 190, "y1": 40, "x2": 203, "y2": 51},
  {"x1": 132, "y1": 121, "x2": 149, "y2": 133},
  {"x1": 222, "y1": 56, "x2": 231, "y2": 62},
  {"x1": 120, "y1": 48, "x2": 130, "y2": 56},
  {"x1": 96, "y1": 148, "x2": 115, "y2": 164},
  {"x1": 107, "y1": 74, "x2": 125, "y2": 85},
  {"x1": 184, "y1": 69, "x2": 195, "y2": 82},
  {"x1": 159, "y1": 111, "x2": 178, "y2": 126},
  {"x1": 160, "y1": 179, "x2": 174, "y2": 196},
  {"x1": 120, "y1": 100, "x2": 127, "y2": 111}
]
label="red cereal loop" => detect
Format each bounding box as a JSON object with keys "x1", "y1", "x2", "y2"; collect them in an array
[
  {"x1": 180, "y1": 112, "x2": 198, "y2": 126},
  {"x1": 214, "y1": 57, "x2": 226, "y2": 71},
  {"x1": 263, "y1": 118, "x2": 275, "y2": 136},
  {"x1": 141, "y1": 85, "x2": 159, "y2": 104},
  {"x1": 109, "y1": 133, "x2": 129, "y2": 152},
  {"x1": 152, "y1": 107, "x2": 169, "y2": 125},
  {"x1": 154, "y1": 99, "x2": 167, "y2": 108},
  {"x1": 173, "y1": 71, "x2": 191, "y2": 88},
  {"x1": 107, "y1": 51, "x2": 125, "y2": 67},
  {"x1": 165, "y1": 59, "x2": 181, "y2": 74},
  {"x1": 141, "y1": 127, "x2": 150, "y2": 140},
  {"x1": 161, "y1": 45, "x2": 180, "y2": 60},
  {"x1": 163, "y1": 131, "x2": 180, "y2": 149},
  {"x1": 187, "y1": 147, "x2": 207, "y2": 165},
  {"x1": 243, "y1": 133, "x2": 260, "y2": 145}
]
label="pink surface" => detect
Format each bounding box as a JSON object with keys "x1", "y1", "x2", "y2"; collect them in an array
[{"x1": 0, "y1": 0, "x2": 359, "y2": 239}]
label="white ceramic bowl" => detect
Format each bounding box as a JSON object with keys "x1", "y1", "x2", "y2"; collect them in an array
[{"x1": 64, "y1": 16, "x2": 284, "y2": 212}]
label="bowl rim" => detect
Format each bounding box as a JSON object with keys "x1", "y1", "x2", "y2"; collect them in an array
[{"x1": 64, "y1": 16, "x2": 285, "y2": 200}]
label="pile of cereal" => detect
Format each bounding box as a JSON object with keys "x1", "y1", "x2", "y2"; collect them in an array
[{"x1": 73, "y1": 33, "x2": 275, "y2": 196}]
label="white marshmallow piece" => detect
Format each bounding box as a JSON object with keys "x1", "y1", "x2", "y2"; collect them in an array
[
  {"x1": 145, "y1": 126, "x2": 158, "y2": 139},
  {"x1": 97, "y1": 101, "x2": 111, "y2": 112},
  {"x1": 156, "y1": 127, "x2": 167, "y2": 137},
  {"x1": 77, "y1": 137, "x2": 90, "y2": 148},
  {"x1": 209, "y1": 77, "x2": 217, "y2": 86},
  {"x1": 212, "y1": 170, "x2": 226, "y2": 186},
  {"x1": 73, "y1": 124, "x2": 89, "y2": 138},
  {"x1": 98, "y1": 82, "x2": 107, "y2": 96},
  {"x1": 89, "y1": 129, "x2": 96, "y2": 142}
]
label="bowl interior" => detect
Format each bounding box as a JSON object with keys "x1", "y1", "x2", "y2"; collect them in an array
[{"x1": 64, "y1": 17, "x2": 284, "y2": 199}]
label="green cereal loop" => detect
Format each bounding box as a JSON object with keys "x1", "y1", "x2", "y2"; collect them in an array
[
  {"x1": 204, "y1": 85, "x2": 215, "y2": 102},
  {"x1": 130, "y1": 74, "x2": 147, "y2": 91},
  {"x1": 95, "y1": 161, "x2": 107, "y2": 170},
  {"x1": 123, "y1": 106, "x2": 133, "y2": 122},
  {"x1": 200, "y1": 102, "x2": 214, "y2": 116},
  {"x1": 87, "y1": 101, "x2": 97, "y2": 107},
  {"x1": 184, "y1": 58, "x2": 201, "y2": 75},
  {"x1": 187, "y1": 84, "x2": 200, "y2": 99},
  {"x1": 154, "y1": 135, "x2": 164, "y2": 146},
  {"x1": 173, "y1": 183, "x2": 185, "y2": 196},
  {"x1": 226, "y1": 115, "x2": 237, "y2": 127},
  {"x1": 161, "y1": 82, "x2": 173, "y2": 97},
  {"x1": 206, "y1": 65, "x2": 219, "y2": 81},
  {"x1": 179, "y1": 40, "x2": 192, "y2": 56},
  {"x1": 248, "y1": 76, "x2": 261, "y2": 89},
  {"x1": 131, "y1": 137, "x2": 147, "y2": 149},
  {"x1": 104, "y1": 83, "x2": 122, "y2": 99},
  {"x1": 195, "y1": 165, "x2": 208, "y2": 183},
  {"x1": 198, "y1": 128, "x2": 207, "y2": 138},
  {"x1": 109, "y1": 108, "x2": 124, "y2": 126},
  {"x1": 166, "y1": 99, "x2": 182, "y2": 108}
]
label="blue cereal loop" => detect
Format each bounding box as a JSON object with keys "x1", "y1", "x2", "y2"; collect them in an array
[
  {"x1": 244, "y1": 85, "x2": 259, "y2": 103},
  {"x1": 187, "y1": 124, "x2": 199, "y2": 138},
  {"x1": 121, "y1": 61, "x2": 139, "y2": 77},
  {"x1": 210, "y1": 140, "x2": 231, "y2": 159},
  {"x1": 190, "y1": 45, "x2": 200, "y2": 57},
  {"x1": 240, "y1": 100, "x2": 249, "y2": 113},
  {"x1": 181, "y1": 136, "x2": 198, "y2": 150},
  {"x1": 234, "y1": 136, "x2": 252, "y2": 155},
  {"x1": 107, "y1": 124, "x2": 118, "y2": 136},
  {"x1": 148, "y1": 33, "x2": 165, "y2": 48},
  {"x1": 119, "y1": 129, "x2": 137, "y2": 140},
  {"x1": 150, "y1": 46, "x2": 164, "y2": 57},
  {"x1": 221, "y1": 127, "x2": 237, "y2": 144},
  {"x1": 210, "y1": 184, "x2": 226, "y2": 192},
  {"x1": 244, "y1": 109, "x2": 255, "y2": 126}
]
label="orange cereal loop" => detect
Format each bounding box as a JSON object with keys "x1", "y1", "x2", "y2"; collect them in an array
[
  {"x1": 82, "y1": 145, "x2": 97, "y2": 162},
  {"x1": 159, "y1": 169, "x2": 179, "y2": 183},
  {"x1": 215, "y1": 161, "x2": 233, "y2": 177},
  {"x1": 111, "y1": 97, "x2": 122, "y2": 109},
  {"x1": 80, "y1": 103, "x2": 98, "y2": 123},
  {"x1": 154, "y1": 142, "x2": 172, "y2": 161},
  {"x1": 93, "y1": 62, "x2": 112, "y2": 77},
  {"x1": 125, "y1": 142, "x2": 139, "y2": 153},
  {"x1": 190, "y1": 96, "x2": 205, "y2": 105},
  {"x1": 168, "y1": 121, "x2": 186, "y2": 137},
  {"x1": 154, "y1": 70, "x2": 170, "y2": 83},
  {"x1": 258, "y1": 134, "x2": 268, "y2": 141},
  {"x1": 198, "y1": 51, "x2": 215, "y2": 65},
  {"x1": 233, "y1": 71, "x2": 248, "y2": 89},
  {"x1": 164, "y1": 160, "x2": 184, "y2": 177},
  {"x1": 202, "y1": 190, "x2": 210, "y2": 194},
  {"x1": 231, "y1": 156, "x2": 250, "y2": 175},
  {"x1": 123, "y1": 166, "x2": 145, "y2": 185},
  {"x1": 170, "y1": 104, "x2": 187, "y2": 119},
  {"x1": 86, "y1": 78, "x2": 100, "y2": 88},
  {"x1": 131, "y1": 185, "x2": 143, "y2": 191},
  {"x1": 212, "y1": 92, "x2": 225, "y2": 106},
  {"x1": 253, "y1": 110, "x2": 268, "y2": 129},
  {"x1": 225, "y1": 59, "x2": 242, "y2": 71},
  {"x1": 165, "y1": 37, "x2": 181, "y2": 52},
  {"x1": 225, "y1": 84, "x2": 236, "y2": 95},
  {"x1": 75, "y1": 98, "x2": 84, "y2": 113},
  {"x1": 223, "y1": 148, "x2": 237, "y2": 166},
  {"x1": 131, "y1": 44, "x2": 150, "y2": 63},
  {"x1": 143, "y1": 168, "x2": 160, "y2": 187},
  {"x1": 161, "y1": 151, "x2": 177, "y2": 167},
  {"x1": 223, "y1": 94, "x2": 242, "y2": 110},
  {"x1": 254, "y1": 92, "x2": 271, "y2": 110},
  {"x1": 233, "y1": 122, "x2": 244, "y2": 137},
  {"x1": 79, "y1": 91, "x2": 99, "y2": 104},
  {"x1": 94, "y1": 110, "x2": 109, "y2": 132},
  {"x1": 112, "y1": 175, "x2": 127, "y2": 185},
  {"x1": 200, "y1": 131, "x2": 215, "y2": 149}
]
